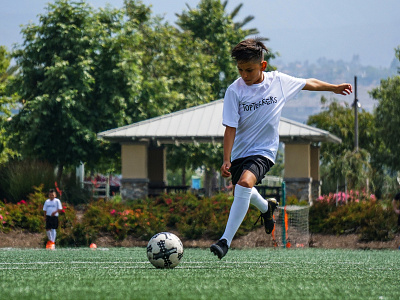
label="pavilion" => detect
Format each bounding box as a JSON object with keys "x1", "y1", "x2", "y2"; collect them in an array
[{"x1": 98, "y1": 99, "x2": 341, "y2": 202}]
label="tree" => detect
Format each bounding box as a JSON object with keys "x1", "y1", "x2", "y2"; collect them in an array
[
  {"x1": 223, "y1": 1, "x2": 259, "y2": 37},
  {"x1": 176, "y1": 0, "x2": 275, "y2": 100},
  {"x1": 370, "y1": 46, "x2": 400, "y2": 171},
  {"x1": 8, "y1": 0, "x2": 142, "y2": 179},
  {"x1": 124, "y1": 0, "x2": 216, "y2": 121},
  {"x1": 166, "y1": 142, "x2": 224, "y2": 195},
  {"x1": 307, "y1": 97, "x2": 375, "y2": 193},
  {"x1": 0, "y1": 46, "x2": 19, "y2": 164}
]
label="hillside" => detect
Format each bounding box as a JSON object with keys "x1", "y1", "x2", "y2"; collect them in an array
[{"x1": 274, "y1": 56, "x2": 399, "y2": 123}]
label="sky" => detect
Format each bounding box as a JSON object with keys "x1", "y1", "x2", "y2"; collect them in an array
[{"x1": 0, "y1": 0, "x2": 399, "y2": 68}]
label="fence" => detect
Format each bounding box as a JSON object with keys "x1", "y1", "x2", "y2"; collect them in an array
[{"x1": 83, "y1": 180, "x2": 109, "y2": 199}]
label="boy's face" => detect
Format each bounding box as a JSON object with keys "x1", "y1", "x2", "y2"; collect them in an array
[
  {"x1": 237, "y1": 60, "x2": 267, "y2": 86},
  {"x1": 49, "y1": 192, "x2": 56, "y2": 200}
]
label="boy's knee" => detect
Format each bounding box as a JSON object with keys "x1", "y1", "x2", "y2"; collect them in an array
[
  {"x1": 237, "y1": 170, "x2": 257, "y2": 188},
  {"x1": 237, "y1": 179, "x2": 253, "y2": 188}
]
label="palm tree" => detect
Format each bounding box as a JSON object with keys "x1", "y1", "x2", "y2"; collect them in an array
[
  {"x1": 0, "y1": 46, "x2": 19, "y2": 163},
  {"x1": 222, "y1": 1, "x2": 260, "y2": 37}
]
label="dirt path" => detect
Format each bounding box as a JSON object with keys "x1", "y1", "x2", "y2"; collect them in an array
[{"x1": 1, "y1": 229, "x2": 399, "y2": 250}]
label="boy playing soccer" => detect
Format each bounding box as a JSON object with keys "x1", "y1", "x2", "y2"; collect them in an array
[
  {"x1": 43, "y1": 189, "x2": 63, "y2": 249},
  {"x1": 210, "y1": 38, "x2": 353, "y2": 259}
]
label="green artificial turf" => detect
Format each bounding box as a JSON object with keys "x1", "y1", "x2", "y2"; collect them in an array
[{"x1": 0, "y1": 247, "x2": 399, "y2": 299}]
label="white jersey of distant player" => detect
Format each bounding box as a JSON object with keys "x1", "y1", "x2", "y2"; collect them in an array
[
  {"x1": 223, "y1": 71, "x2": 306, "y2": 163},
  {"x1": 43, "y1": 198, "x2": 62, "y2": 216}
]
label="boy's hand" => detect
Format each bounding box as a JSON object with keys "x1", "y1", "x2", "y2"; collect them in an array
[
  {"x1": 221, "y1": 161, "x2": 231, "y2": 178},
  {"x1": 333, "y1": 83, "x2": 353, "y2": 95}
]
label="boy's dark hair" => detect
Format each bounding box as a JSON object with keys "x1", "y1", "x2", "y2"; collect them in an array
[
  {"x1": 49, "y1": 189, "x2": 55, "y2": 193},
  {"x1": 231, "y1": 38, "x2": 269, "y2": 63}
]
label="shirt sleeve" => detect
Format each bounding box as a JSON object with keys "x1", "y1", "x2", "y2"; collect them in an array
[
  {"x1": 278, "y1": 72, "x2": 306, "y2": 102},
  {"x1": 222, "y1": 87, "x2": 240, "y2": 128},
  {"x1": 57, "y1": 199, "x2": 62, "y2": 210}
]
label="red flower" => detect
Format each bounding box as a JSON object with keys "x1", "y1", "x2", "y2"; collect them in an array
[
  {"x1": 91, "y1": 179, "x2": 99, "y2": 188},
  {"x1": 55, "y1": 181, "x2": 63, "y2": 197}
]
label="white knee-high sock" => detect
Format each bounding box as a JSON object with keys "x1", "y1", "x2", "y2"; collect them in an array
[
  {"x1": 51, "y1": 229, "x2": 56, "y2": 242},
  {"x1": 250, "y1": 187, "x2": 269, "y2": 213},
  {"x1": 46, "y1": 230, "x2": 52, "y2": 241},
  {"x1": 221, "y1": 184, "x2": 251, "y2": 247}
]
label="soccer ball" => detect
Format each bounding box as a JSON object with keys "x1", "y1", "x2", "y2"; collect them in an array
[{"x1": 147, "y1": 232, "x2": 184, "y2": 269}]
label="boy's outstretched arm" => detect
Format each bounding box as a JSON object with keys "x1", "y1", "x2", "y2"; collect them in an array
[{"x1": 303, "y1": 78, "x2": 353, "y2": 95}]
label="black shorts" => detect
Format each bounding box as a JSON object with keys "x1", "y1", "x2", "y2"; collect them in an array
[
  {"x1": 46, "y1": 216, "x2": 59, "y2": 230},
  {"x1": 230, "y1": 155, "x2": 274, "y2": 185}
]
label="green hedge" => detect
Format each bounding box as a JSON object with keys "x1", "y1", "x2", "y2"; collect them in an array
[
  {"x1": 0, "y1": 188, "x2": 260, "y2": 246},
  {"x1": 309, "y1": 191, "x2": 398, "y2": 241}
]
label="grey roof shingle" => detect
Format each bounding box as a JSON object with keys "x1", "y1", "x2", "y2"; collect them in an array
[{"x1": 98, "y1": 99, "x2": 341, "y2": 144}]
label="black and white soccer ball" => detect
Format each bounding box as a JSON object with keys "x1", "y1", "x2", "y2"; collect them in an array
[{"x1": 147, "y1": 232, "x2": 184, "y2": 269}]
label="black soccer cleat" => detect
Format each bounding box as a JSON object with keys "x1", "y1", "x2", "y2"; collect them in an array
[
  {"x1": 210, "y1": 239, "x2": 229, "y2": 259},
  {"x1": 254, "y1": 198, "x2": 279, "y2": 234}
]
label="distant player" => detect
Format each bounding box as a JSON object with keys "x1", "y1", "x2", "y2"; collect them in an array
[
  {"x1": 43, "y1": 189, "x2": 63, "y2": 249},
  {"x1": 210, "y1": 38, "x2": 353, "y2": 259}
]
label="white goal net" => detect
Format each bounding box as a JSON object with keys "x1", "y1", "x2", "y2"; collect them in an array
[{"x1": 271, "y1": 205, "x2": 310, "y2": 248}]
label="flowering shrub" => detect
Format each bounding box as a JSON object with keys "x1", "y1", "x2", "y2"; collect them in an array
[
  {"x1": 0, "y1": 185, "x2": 75, "y2": 234},
  {"x1": 0, "y1": 187, "x2": 45, "y2": 233},
  {"x1": 2, "y1": 187, "x2": 396, "y2": 245},
  {"x1": 79, "y1": 193, "x2": 261, "y2": 241},
  {"x1": 82, "y1": 199, "x2": 165, "y2": 241},
  {"x1": 149, "y1": 193, "x2": 260, "y2": 239},
  {"x1": 310, "y1": 190, "x2": 397, "y2": 241},
  {"x1": 316, "y1": 190, "x2": 376, "y2": 205}
]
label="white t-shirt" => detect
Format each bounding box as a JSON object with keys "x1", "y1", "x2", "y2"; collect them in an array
[
  {"x1": 223, "y1": 71, "x2": 306, "y2": 163},
  {"x1": 43, "y1": 198, "x2": 62, "y2": 217}
]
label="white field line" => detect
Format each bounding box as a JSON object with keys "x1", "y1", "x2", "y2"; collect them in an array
[
  {"x1": 0, "y1": 260, "x2": 368, "y2": 265},
  {"x1": 1, "y1": 259, "x2": 398, "y2": 270}
]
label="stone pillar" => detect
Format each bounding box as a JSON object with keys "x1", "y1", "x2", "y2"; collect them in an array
[
  {"x1": 120, "y1": 178, "x2": 149, "y2": 200},
  {"x1": 284, "y1": 143, "x2": 312, "y2": 203},
  {"x1": 284, "y1": 177, "x2": 312, "y2": 202},
  {"x1": 120, "y1": 143, "x2": 148, "y2": 201}
]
